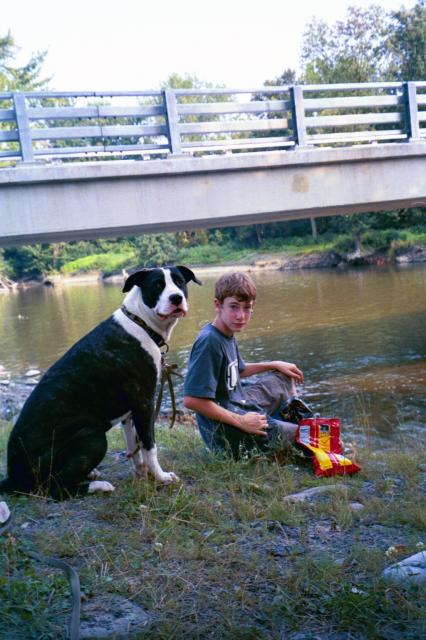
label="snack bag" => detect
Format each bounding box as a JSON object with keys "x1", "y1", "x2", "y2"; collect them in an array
[{"x1": 295, "y1": 417, "x2": 361, "y2": 477}]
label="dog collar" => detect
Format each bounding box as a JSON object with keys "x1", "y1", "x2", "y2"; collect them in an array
[{"x1": 120, "y1": 305, "x2": 167, "y2": 348}]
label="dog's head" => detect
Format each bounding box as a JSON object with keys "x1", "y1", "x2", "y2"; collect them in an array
[{"x1": 122, "y1": 266, "x2": 201, "y2": 329}]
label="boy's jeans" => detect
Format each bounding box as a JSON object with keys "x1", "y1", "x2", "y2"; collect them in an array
[{"x1": 197, "y1": 371, "x2": 298, "y2": 459}]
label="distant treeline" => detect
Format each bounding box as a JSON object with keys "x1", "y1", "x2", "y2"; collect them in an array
[{"x1": 2, "y1": 208, "x2": 426, "y2": 280}]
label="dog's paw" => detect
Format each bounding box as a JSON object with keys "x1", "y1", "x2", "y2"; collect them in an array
[
  {"x1": 87, "y1": 468, "x2": 101, "y2": 480},
  {"x1": 156, "y1": 471, "x2": 180, "y2": 485},
  {"x1": 88, "y1": 480, "x2": 115, "y2": 494}
]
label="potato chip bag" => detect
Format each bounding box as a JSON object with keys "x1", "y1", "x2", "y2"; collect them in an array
[{"x1": 295, "y1": 417, "x2": 361, "y2": 477}]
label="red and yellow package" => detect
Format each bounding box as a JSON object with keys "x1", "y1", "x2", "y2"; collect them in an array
[{"x1": 295, "y1": 417, "x2": 361, "y2": 477}]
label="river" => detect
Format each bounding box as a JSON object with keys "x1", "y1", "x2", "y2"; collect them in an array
[{"x1": 0, "y1": 264, "x2": 425, "y2": 442}]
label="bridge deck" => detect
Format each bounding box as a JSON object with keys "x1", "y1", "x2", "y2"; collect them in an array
[{"x1": 1, "y1": 143, "x2": 425, "y2": 247}]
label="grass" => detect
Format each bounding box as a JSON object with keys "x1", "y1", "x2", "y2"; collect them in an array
[
  {"x1": 1, "y1": 419, "x2": 425, "y2": 639},
  {"x1": 60, "y1": 251, "x2": 136, "y2": 276}
]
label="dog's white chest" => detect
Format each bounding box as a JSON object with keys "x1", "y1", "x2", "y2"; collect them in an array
[{"x1": 113, "y1": 310, "x2": 161, "y2": 377}]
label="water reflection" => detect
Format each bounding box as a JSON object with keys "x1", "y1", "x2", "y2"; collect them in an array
[{"x1": 0, "y1": 265, "x2": 425, "y2": 440}]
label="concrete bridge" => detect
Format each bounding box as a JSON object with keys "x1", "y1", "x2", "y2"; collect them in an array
[{"x1": 0, "y1": 82, "x2": 425, "y2": 247}]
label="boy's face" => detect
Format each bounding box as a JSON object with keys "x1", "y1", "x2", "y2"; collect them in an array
[{"x1": 213, "y1": 296, "x2": 254, "y2": 336}]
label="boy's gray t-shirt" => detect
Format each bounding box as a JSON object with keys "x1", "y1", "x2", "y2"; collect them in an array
[{"x1": 184, "y1": 323, "x2": 247, "y2": 444}]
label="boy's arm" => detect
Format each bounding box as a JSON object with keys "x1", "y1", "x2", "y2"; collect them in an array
[
  {"x1": 240, "y1": 360, "x2": 304, "y2": 383},
  {"x1": 183, "y1": 396, "x2": 268, "y2": 437}
]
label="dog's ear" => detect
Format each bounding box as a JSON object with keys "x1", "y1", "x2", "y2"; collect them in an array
[
  {"x1": 175, "y1": 265, "x2": 202, "y2": 286},
  {"x1": 122, "y1": 269, "x2": 152, "y2": 293}
]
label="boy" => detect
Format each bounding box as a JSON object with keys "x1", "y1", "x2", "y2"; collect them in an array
[{"x1": 183, "y1": 272, "x2": 311, "y2": 459}]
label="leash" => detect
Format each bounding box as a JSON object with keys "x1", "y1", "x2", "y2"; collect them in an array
[
  {"x1": 156, "y1": 353, "x2": 183, "y2": 429},
  {"x1": 1, "y1": 513, "x2": 81, "y2": 640},
  {"x1": 122, "y1": 354, "x2": 183, "y2": 463}
]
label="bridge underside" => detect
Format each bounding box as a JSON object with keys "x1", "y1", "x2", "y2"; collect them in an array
[{"x1": 0, "y1": 143, "x2": 425, "y2": 247}]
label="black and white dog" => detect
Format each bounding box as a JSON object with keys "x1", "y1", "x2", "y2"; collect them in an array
[{"x1": 0, "y1": 265, "x2": 201, "y2": 499}]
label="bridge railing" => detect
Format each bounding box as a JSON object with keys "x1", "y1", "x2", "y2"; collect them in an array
[{"x1": 0, "y1": 82, "x2": 425, "y2": 163}]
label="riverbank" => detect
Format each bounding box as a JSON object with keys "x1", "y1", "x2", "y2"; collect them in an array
[
  {"x1": 1, "y1": 420, "x2": 425, "y2": 639},
  {"x1": 2, "y1": 242, "x2": 426, "y2": 290}
]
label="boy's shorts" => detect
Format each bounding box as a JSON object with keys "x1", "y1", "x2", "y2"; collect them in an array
[{"x1": 196, "y1": 372, "x2": 298, "y2": 459}]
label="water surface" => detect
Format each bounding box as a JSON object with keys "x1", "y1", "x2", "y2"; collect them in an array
[{"x1": 0, "y1": 265, "x2": 425, "y2": 441}]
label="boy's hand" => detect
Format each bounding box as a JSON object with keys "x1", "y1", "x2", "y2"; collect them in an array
[
  {"x1": 272, "y1": 361, "x2": 304, "y2": 383},
  {"x1": 237, "y1": 412, "x2": 268, "y2": 436}
]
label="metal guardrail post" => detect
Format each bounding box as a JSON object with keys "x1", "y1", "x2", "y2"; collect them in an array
[
  {"x1": 163, "y1": 89, "x2": 182, "y2": 155},
  {"x1": 404, "y1": 82, "x2": 421, "y2": 142},
  {"x1": 290, "y1": 85, "x2": 308, "y2": 148},
  {"x1": 12, "y1": 93, "x2": 34, "y2": 162}
]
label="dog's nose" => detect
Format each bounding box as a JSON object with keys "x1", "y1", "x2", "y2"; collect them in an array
[{"x1": 169, "y1": 293, "x2": 183, "y2": 306}]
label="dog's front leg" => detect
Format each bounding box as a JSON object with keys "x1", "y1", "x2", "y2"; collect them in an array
[
  {"x1": 122, "y1": 415, "x2": 146, "y2": 479},
  {"x1": 142, "y1": 445, "x2": 179, "y2": 485},
  {"x1": 133, "y1": 403, "x2": 179, "y2": 485}
]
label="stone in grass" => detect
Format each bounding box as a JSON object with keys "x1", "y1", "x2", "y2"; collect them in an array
[
  {"x1": 382, "y1": 551, "x2": 426, "y2": 585},
  {"x1": 79, "y1": 594, "x2": 151, "y2": 639},
  {"x1": 0, "y1": 502, "x2": 10, "y2": 524},
  {"x1": 283, "y1": 484, "x2": 348, "y2": 503},
  {"x1": 349, "y1": 502, "x2": 365, "y2": 512}
]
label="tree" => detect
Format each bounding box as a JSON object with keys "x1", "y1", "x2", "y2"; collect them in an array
[
  {"x1": 134, "y1": 234, "x2": 178, "y2": 267},
  {"x1": 387, "y1": 0, "x2": 426, "y2": 80},
  {"x1": 3, "y1": 245, "x2": 55, "y2": 279},
  {"x1": 300, "y1": 6, "x2": 391, "y2": 84},
  {"x1": 0, "y1": 30, "x2": 48, "y2": 91},
  {"x1": 295, "y1": 4, "x2": 426, "y2": 251}
]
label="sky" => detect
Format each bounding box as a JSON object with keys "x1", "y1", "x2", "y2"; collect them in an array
[{"x1": 3, "y1": 0, "x2": 416, "y2": 91}]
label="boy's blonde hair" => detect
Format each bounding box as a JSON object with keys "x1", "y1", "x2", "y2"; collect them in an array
[{"x1": 214, "y1": 272, "x2": 257, "y2": 303}]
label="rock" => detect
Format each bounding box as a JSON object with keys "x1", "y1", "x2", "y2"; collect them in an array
[
  {"x1": 0, "y1": 502, "x2": 10, "y2": 524},
  {"x1": 280, "y1": 251, "x2": 344, "y2": 270},
  {"x1": 23, "y1": 378, "x2": 38, "y2": 386},
  {"x1": 395, "y1": 245, "x2": 426, "y2": 264},
  {"x1": 25, "y1": 369, "x2": 41, "y2": 377},
  {"x1": 80, "y1": 594, "x2": 151, "y2": 638},
  {"x1": 283, "y1": 484, "x2": 348, "y2": 502},
  {"x1": 0, "y1": 382, "x2": 31, "y2": 419},
  {"x1": 344, "y1": 248, "x2": 390, "y2": 267},
  {"x1": 419, "y1": 464, "x2": 426, "y2": 473},
  {"x1": 382, "y1": 551, "x2": 426, "y2": 585},
  {"x1": 349, "y1": 502, "x2": 365, "y2": 512}
]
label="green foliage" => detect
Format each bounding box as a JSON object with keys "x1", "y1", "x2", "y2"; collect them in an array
[
  {"x1": 292, "y1": 1, "x2": 426, "y2": 84},
  {"x1": 3, "y1": 245, "x2": 56, "y2": 280},
  {"x1": 135, "y1": 233, "x2": 178, "y2": 266},
  {"x1": 60, "y1": 251, "x2": 136, "y2": 276},
  {"x1": 388, "y1": 0, "x2": 426, "y2": 80},
  {"x1": 361, "y1": 228, "x2": 408, "y2": 249},
  {"x1": 0, "y1": 30, "x2": 49, "y2": 91},
  {"x1": 177, "y1": 241, "x2": 253, "y2": 266},
  {"x1": 300, "y1": 6, "x2": 391, "y2": 84},
  {"x1": 2, "y1": 216, "x2": 426, "y2": 280}
]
